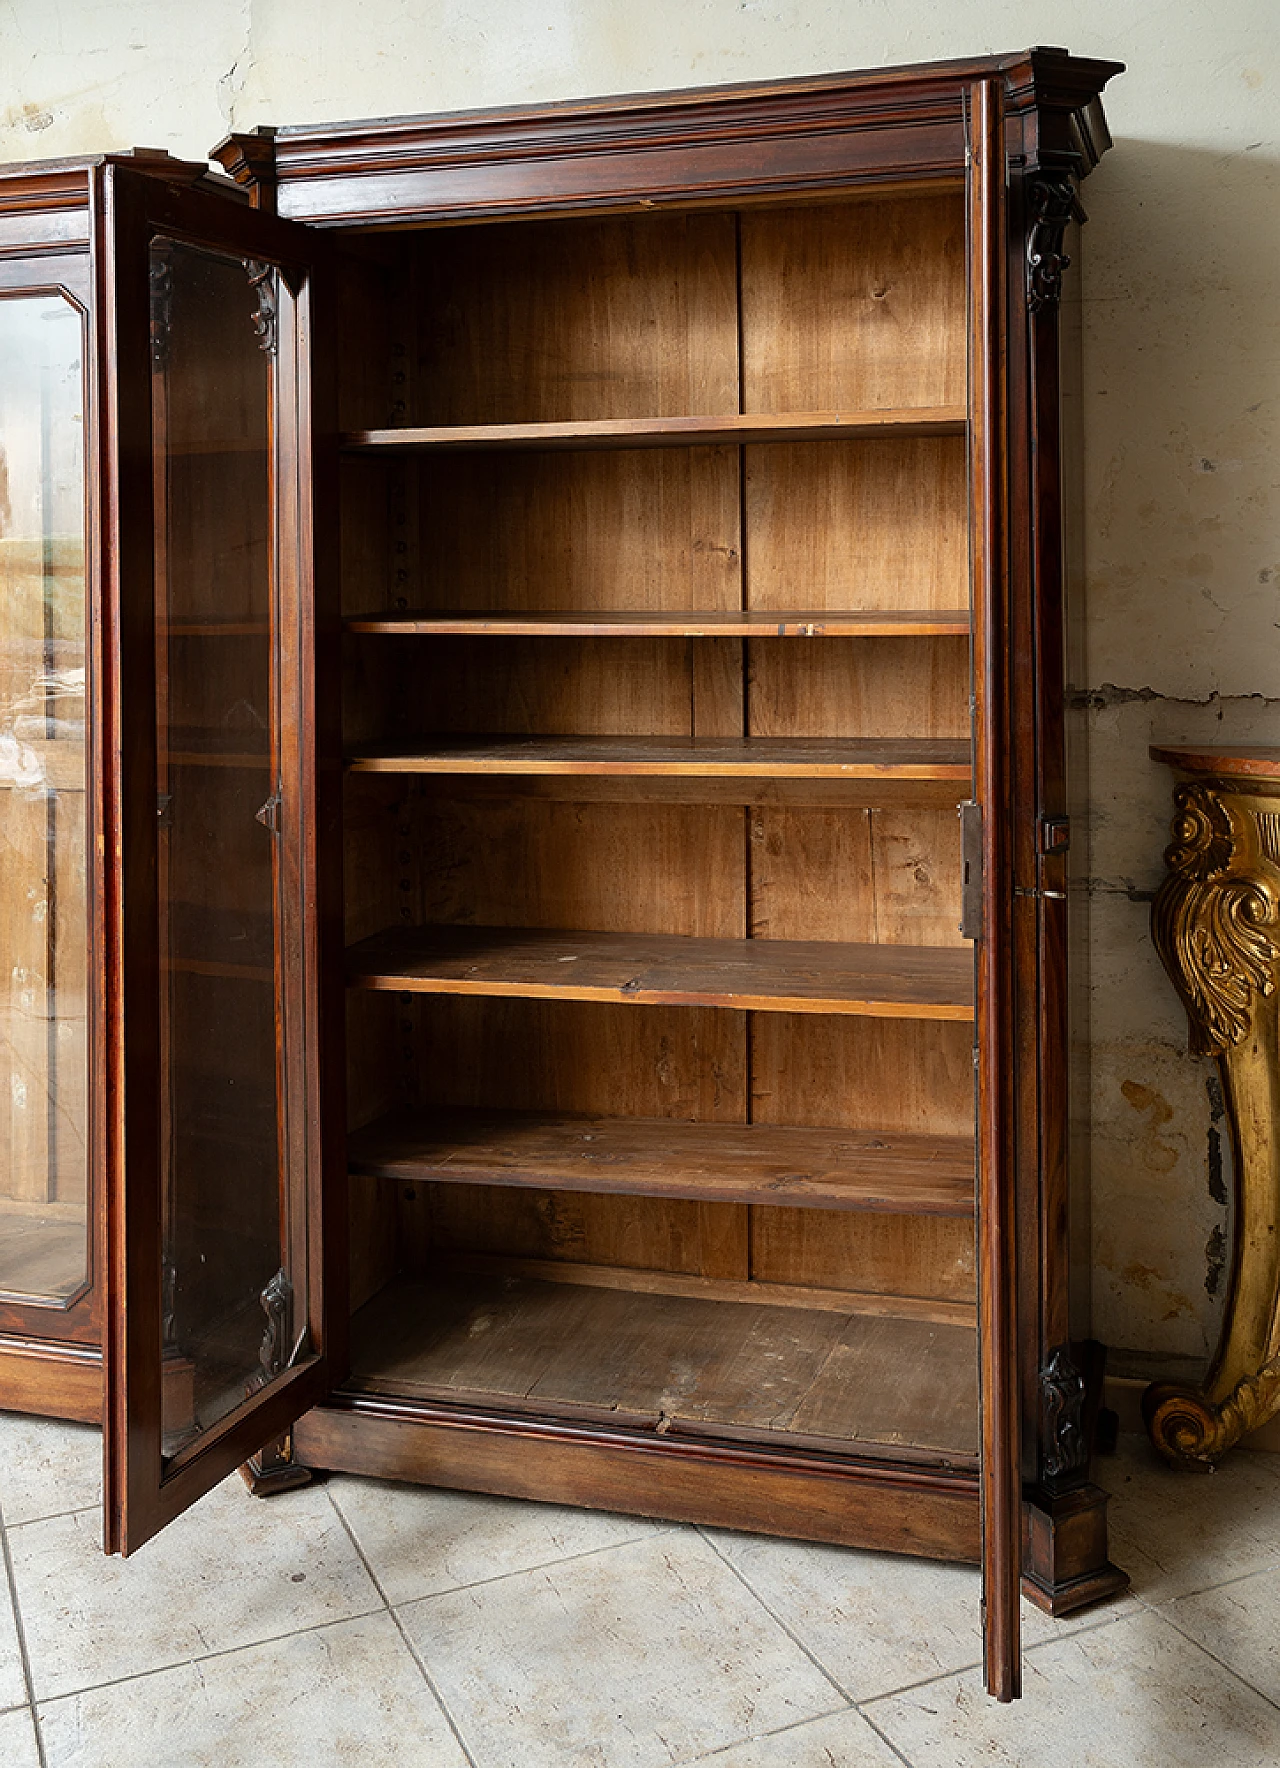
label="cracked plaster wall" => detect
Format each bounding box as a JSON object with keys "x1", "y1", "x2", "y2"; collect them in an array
[{"x1": 1, "y1": 0, "x2": 1276, "y2": 1380}]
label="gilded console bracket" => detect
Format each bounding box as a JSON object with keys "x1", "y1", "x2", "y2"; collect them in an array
[{"x1": 1145, "y1": 750, "x2": 1280, "y2": 1469}]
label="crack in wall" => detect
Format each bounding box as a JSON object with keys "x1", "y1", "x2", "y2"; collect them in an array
[
  {"x1": 1068, "y1": 683, "x2": 1280, "y2": 711},
  {"x1": 1075, "y1": 876, "x2": 1157, "y2": 903},
  {"x1": 217, "y1": 0, "x2": 255, "y2": 132}
]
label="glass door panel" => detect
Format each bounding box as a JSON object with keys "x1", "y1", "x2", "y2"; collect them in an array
[
  {"x1": 151, "y1": 237, "x2": 296, "y2": 1457},
  {"x1": 0, "y1": 290, "x2": 88, "y2": 1308},
  {"x1": 103, "y1": 168, "x2": 332, "y2": 1554}
]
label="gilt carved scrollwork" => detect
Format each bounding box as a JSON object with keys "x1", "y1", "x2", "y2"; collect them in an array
[
  {"x1": 1026, "y1": 176, "x2": 1076, "y2": 313},
  {"x1": 1146, "y1": 758, "x2": 1280, "y2": 1470},
  {"x1": 1145, "y1": 1357, "x2": 1280, "y2": 1472},
  {"x1": 1150, "y1": 785, "x2": 1280, "y2": 1057}
]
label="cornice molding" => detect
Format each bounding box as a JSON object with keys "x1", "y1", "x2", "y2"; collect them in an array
[{"x1": 212, "y1": 47, "x2": 1122, "y2": 226}]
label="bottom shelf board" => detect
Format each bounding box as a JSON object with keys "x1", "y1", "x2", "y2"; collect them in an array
[
  {"x1": 0, "y1": 1200, "x2": 87, "y2": 1302},
  {"x1": 347, "y1": 1272, "x2": 979, "y2": 1468}
]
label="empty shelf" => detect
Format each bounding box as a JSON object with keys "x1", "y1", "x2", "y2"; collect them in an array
[
  {"x1": 348, "y1": 1107, "x2": 975, "y2": 1215},
  {"x1": 346, "y1": 925, "x2": 974, "y2": 1019},
  {"x1": 344, "y1": 608, "x2": 972, "y2": 638},
  {"x1": 342, "y1": 408, "x2": 968, "y2": 453},
  {"x1": 345, "y1": 735, "x2": 971, "y2": 780},
  {"x1": 347, "y1": 1273, "x2": 979, "y2": 1466}
]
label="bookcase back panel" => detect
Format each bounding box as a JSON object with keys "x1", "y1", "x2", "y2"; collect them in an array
[
  {"x1": 747, "y1": 634, "x2": 970, "y2": 739},
  {"x1": 395, "y1": 635, "x2": 695, "y2": 736},
  {"x1": 412, "y1": 998, "x2": 748, "y2": 1121},
  {"x1": 422, "y1": 1184, "x2": 731, "y2": 1279},
  {"x1": 411, "y1": 212, "x2": 740, "y2": 424},
  {"x1": 417, "y1": 797, "x2": 746, "y2": 938},
  {"x1": 748, "y1": 805, "x2": 963, "y2": 947},
  {"x1": 751, "y1": 1208, "x2": 975, "y2": 1303},
  {"x1": 749, "y1": 1014, "x2": 972, "y2": 1138},
  {"x1": 337, "y1": 178, "x2": 980, "y2": 1401},
  {"x1": 743, "y1": 438, "x2": 967, "y2": 610},
  {"x1": 739, "y1": 193, "x2": 966, "y2": 412},
  {"x1": 414, "y1": 447, "x2": 741, "y2": 611}
]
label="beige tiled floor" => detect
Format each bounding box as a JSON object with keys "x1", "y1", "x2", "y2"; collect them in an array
[{"x1": 2, "y1": 1417, "x2": 1279, "y2": 1766}]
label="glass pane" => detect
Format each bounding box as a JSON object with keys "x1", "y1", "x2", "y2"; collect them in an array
[
  {"x1": 0, "y1": 292, "x2": 88, "y2": 1306},
  {"x1": 152, "y1": 238, "x2": 299, "y2": 1458}
]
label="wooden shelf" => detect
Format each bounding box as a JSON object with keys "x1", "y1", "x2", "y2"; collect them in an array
[
  {"x1": 346, "y1": 925, "x2": 974, "y2": 1019},
  {"x1": 347, "y1": 1272, "x2": 978, "y2": 1466},
  {"x1": 342, "y1": 408, "x2": 968, "y2": 454},
  {"x1": 161, "y1": 618, "x2": 270, "y2": 638},
  {"x1": 345, "y1": 735, "x2": 971, "y2": 781},
  {"x1": 161, "y1": 727, "x2": 271, "y2": 772},
  {"x1": 344, "y1": 608, "x2": 972, "y2": 638},
  {"x1": 348, "y1": 1107, "x2": 975, "y2": 1216}
]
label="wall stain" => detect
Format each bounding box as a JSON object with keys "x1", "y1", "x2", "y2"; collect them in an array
[{"x1": 1120, "y1": 1079, "x2": 1180, "y2": 1173}]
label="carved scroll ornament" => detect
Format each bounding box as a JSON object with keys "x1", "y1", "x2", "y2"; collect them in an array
[
  {"x1": 244, "y1": 258, "x2": 278, "y2": 356},
  {"x1": 1145, "y1": 1356, "x2": 1280, "y2": 1472},
  {"x1": 1041, "y1": 1344, "x2": 1088, "y2": 1485},
  {"x1": 1146, "y1": 759, "x2": 1280, "y2": 1470},
  {"x1": 1150, "y1": 785, "x2": 1279, "y2": 1057},
  {"x1": 1026, "y1": 176, "x2": 1076, "y2": 313}
]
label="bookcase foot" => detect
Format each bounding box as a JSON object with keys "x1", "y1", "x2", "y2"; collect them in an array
[{"x1": 1021, "y1": 1483, "x2": 1129, "y2": 1616}]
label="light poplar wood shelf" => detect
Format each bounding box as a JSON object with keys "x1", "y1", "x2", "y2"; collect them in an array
[
  {"x1": 346, "y1": 1271, "x2": 979, "y2": 1466},
  {"x1": 345, "y1": 735, "x2": 971, "y2": 781},
  {"x1": 348, "y1": 1107, "x2": 975, "y2": 1216},
  {"x1": 343, "y1": 608, "x2": 972, "y2": 638},
  {"x1": 342, "y1": 407, "x2": 968, "y2": 453},
  {"x1": 345, "y1": 925, "x2": 975, "y2": 1019}
]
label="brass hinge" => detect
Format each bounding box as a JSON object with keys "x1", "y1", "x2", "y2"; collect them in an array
[{"x1": 959, "y1": 801, "x2": 983, "y2": 939}]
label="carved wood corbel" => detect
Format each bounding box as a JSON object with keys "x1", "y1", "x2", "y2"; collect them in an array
[
  {"x1": 1026, "y1": 175, "x2": 1076, "y2": 312},
  {"x1": 1145, "y1": 754, "x2": 1280, "y2": 1469}
]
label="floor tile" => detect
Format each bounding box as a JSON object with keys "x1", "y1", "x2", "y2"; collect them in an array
[
  {"x1": 1100, "y1": 1436, "x2": 1280, "y2": 1601},
  {"x1": 691, "y1": 1708, "x2": 901, "y2": 1765},
  {"x1": 329, "y1": 1473, "x2": 663, "y2": 1606},
  {"x1": 705, "y1": 1529, "x2": 983, "y2": 1698},
  {"x1": 1165, "y1": 1565, "x2": 1280, "y2": 1704},
  {"x1": 9, "y1": 1476, "x2": 383, "y2": 1700},
  {"x1": 0, "y1": 1705, "x2": 40, "y2": 1768},
  {"x1": 400, "y1": 1530, "x2": 839, "y2": 1768},
  {"x1": 36, "y1": 1610, "x2": 468, "y2": 1768},
  {"x1": 0, "y1": 1558, "x2": 27, "y2": 1713},
  {"x1": 704, "y1": 1528, "x2": 1134, "y2": 1702},
  {"x1": 0, "y1": 1416, "x2": 100, "y2": 1526},
  {"x1": 867, "y1": 1607, "x2": 1280, "y2": 1767}
]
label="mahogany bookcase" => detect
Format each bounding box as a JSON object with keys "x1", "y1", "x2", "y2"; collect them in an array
[{"x1": 0, "y1": 47, "x2": 1125, "y2": 1699}]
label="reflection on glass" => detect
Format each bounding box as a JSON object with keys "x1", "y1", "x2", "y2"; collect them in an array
[
  {"x1": 0, "y1": 294, "x2": 87, "y2": 1306},
  {"x1": 152, "y1": 238, "x2": 299, "y2": 1458}
]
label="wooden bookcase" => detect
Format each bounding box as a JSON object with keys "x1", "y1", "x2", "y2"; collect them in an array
[{"x1": 0, "y1": 48, "x2": 1125, "y2": 1700}]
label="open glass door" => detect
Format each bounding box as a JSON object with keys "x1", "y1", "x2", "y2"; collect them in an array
[
  {"x1": 100, "y1": 167, "x2": 333, "y2": 1554},
  {"x1": 968, "y1": 79, "x2": 1022, "y2": 1700}
]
